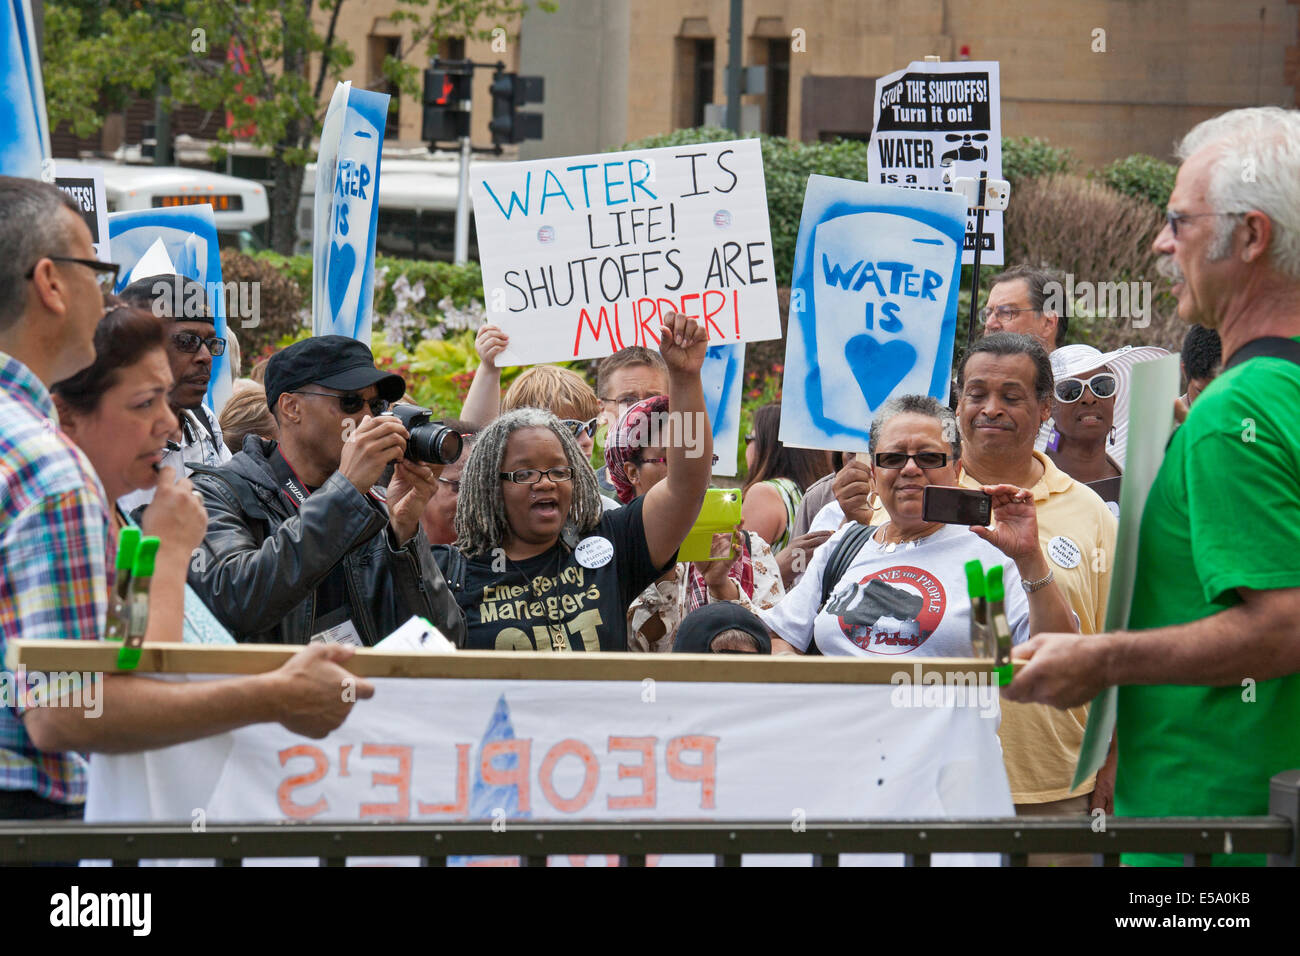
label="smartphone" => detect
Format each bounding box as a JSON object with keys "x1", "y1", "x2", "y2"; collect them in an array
[
  {"x1": 679, "y1": 488, "x2": 743, "y2": 562},
  {"x1": 922, "y1": 486, "x2": 992, "y2": 526}
]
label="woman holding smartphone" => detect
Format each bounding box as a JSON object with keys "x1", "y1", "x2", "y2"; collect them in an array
[{"x1": 761, "y1": 395, "x2": 1076, "y2": 657}]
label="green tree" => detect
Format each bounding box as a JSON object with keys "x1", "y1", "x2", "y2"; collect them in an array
[{"x1": 42, "y1": 0, "x2": 548, "y2": 252}]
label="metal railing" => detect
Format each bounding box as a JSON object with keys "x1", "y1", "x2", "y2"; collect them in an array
[{"x1": 3, "y1": 770, "x2": 1296, "y2": 866}]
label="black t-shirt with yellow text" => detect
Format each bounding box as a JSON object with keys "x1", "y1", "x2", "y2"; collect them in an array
[{"x1": 457, "y1": 495, "x2": 669, "y2": 651}]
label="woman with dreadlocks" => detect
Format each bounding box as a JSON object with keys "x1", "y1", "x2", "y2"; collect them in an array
[{"x1": 439, "y1": 312, "x2": 712, "y2": 652}]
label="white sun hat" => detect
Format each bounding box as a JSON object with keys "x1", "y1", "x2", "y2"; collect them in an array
[{"x1": 1049, "y1": 344, "x2": 1169, "y2": 469}]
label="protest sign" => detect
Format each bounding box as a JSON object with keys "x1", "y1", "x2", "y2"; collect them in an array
[
  {"x1": 108, "y1": 205, "x2": 232, "y2": 412},
  {"x1": 0, "y1": 0, "x2": 50, "y2": 180},
  {"x1": 53, "y1": 163, "x2": 110, "y2": 262},
  {"x1": 1072, "y1": 354, "x2": 1179, "y2": 789},
  {"x1": 85, "y1": 670, "x2": 1013, "y2": 866},
  {"x1": 868, "y1": 60, "x2": 1003, "y2": 265},
  {"x1": 470, "y1": 139, "x2": 782, "y2": 365},
  {"x1": 312, "y1": 82, "x2": 390, "y2": 341},
  {"x1": 701, "y1": 343, "x2": 744, "y2": 477},
  {"x1": 779, "y1": 175, "x2": 966, "y2": 452}
]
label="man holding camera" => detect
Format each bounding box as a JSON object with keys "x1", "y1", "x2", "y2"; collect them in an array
[{"x1": 187, "y1": 336, "x2": 466, "y2": 646}]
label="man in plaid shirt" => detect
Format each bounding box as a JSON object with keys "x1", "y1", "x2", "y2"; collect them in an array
[
  {"x1": 0, "y1": 178, "x2": 111, "y2": 818},
  {"x1": 1, "y1": 178, "x2": 377, "y2": 822}
]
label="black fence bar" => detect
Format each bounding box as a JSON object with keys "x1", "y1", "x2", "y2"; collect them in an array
[{"x1": 0, "y1": 816, "x2": 1291, "y2": 865}]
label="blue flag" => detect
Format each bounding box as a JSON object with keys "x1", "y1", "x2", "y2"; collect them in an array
[{"x1": 0, "y1": 0, "x2": 50, "y2": 179}]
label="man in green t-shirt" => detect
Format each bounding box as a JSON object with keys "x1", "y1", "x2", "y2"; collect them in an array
[{"x1": 1005, "y1": 106, "x2": 1300, "y2": 866}]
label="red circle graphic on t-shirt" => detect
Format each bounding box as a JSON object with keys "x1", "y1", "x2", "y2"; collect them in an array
[{"x1": 832, "y1": 564, "x2": 948, "y2": 655}]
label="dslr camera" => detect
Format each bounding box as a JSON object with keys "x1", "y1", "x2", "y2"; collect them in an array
[{"x1": 388, "y1": 405, "x2": 463, "y2": 465}]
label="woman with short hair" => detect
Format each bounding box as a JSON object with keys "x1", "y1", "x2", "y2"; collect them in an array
[{"x1": 762, "y1": 395, "x2": 1077, "y2": 657}]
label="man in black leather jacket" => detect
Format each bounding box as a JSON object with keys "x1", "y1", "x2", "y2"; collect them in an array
[{"x1": 187, "y1": 336, "x2": 466, "y2": 646}]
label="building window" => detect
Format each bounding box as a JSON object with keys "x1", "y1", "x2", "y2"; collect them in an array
[
  {"x1": 692, "y1": 39, "x2": 716, "y2": 128},
  {"x1": 369, "y1": 35, "x2": 402, "y2": 138},
  {"x1": 766, "y1": 39, "x2": 789, "y2": 137}
]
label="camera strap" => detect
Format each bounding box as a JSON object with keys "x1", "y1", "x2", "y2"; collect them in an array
[{"x1": 269, "y1": 448, "x2": 313, "y2": 509}]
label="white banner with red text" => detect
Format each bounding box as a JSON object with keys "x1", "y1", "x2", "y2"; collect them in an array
[{"x1": 85, "y1": 674, "x2": 1013, "y2": 866}]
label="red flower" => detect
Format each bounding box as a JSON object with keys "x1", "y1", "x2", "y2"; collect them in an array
[{"x1": 747, "y1": 388, "x2": 762, "y2": 398}]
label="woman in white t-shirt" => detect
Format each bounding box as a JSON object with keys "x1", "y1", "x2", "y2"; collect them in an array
[{"x1": 762, "y1": 395, "x2": 1078, "y2": 657}]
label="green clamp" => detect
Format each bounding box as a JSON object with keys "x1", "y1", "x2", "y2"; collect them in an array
[
  {"x1": 995, "y1": 662, "x2": 1014, "y2": 687},
  {"x1": 116, "y1": 644, "x2": 142, "y2": 671}
]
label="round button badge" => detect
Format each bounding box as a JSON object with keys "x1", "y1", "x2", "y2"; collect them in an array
[
  {"x1": 1047, "y1": 535, "x2": 1083, "y2": 570},
  {"x1": 574, "y1": 535, "x2": 614, "y2": 569}
]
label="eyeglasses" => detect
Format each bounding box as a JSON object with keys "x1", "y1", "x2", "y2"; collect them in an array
[
  {"x1": 872, "y1": 451, "x2": 950, "y2": 470},
  {"x1": 171, "y1": 331, "x2": 227, "y2": 356},
  {"x1": 1165, "y1": 210, "x2": 1243, "y2": 238},
  {"x1": 500, "y1": 466, "x2": 575, "y2": 485},
  {"x1": 436, "y1": 476, "x2": 460, "y2": 493},
  {"x1": 1054, "y1": 373, "x2": 1118, "y2": 404},
  {"x1": 294, "y1": 390, "x2": 389, "y2": 416},
  {"x1": 26, "y1": 256, "x2": 121, "y2": 293},
  {"x1": 979, "y1": 305, "x2": 1038, "y2": 324},
  {"x1": 600, "y1": 394, "x2": 661, "y2": 414},
  {"x1": 560, "y1": 417, "x2": 599, "y2": 438}
]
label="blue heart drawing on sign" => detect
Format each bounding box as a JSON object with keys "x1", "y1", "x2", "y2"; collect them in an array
[
  {"x1": 845, "y1": 333, "x2": 917, "y2": 410},
  {"x1": 327, "y1": 240, "x2": 357, "y2": 322}
]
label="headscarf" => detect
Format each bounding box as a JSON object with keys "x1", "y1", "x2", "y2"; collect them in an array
[
  {"x1": 672, "y1": 602, "x2": 772, "y2": 654},
  {"x1": 603, "y1": 394, "x2": 669, "y2": 504}
]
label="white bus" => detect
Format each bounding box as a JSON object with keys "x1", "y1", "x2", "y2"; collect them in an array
[
  {"x1": 100, "y1": 164, "x2": 271, "y2": 251},
  {"x1": 296, "y1": 157, "x2": 484, "y2": 261}
]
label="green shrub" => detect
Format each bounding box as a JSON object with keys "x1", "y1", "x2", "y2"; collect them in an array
[
  {"x1": 1097, "y1": 153, "x2": 1176, "y2": 210},
  {"x1": 1001, "y1": 136, "x2": 1076, "y2": 185}
]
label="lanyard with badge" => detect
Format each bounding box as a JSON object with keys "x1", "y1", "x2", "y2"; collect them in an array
[{"x1": 269, "y1": 449, "x2": 365, "y2": 647}]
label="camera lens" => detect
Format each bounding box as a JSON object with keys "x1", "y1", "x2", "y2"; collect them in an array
[{"x1": 406, "y1": 421, "x2": 463, "y2": 465}]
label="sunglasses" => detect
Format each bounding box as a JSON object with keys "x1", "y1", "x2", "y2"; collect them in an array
[
  {"x1": 25, "y1": 255, "x2": 121, "y2": 293},
  {"x1": 171, "y1": 331, "x2": 227, "y2": 356},
  {"x1": 560, "y1": 417, "x2": 599, "y2": 439},
  {"x1": 872, "y1": 451, "x2": 950, "y2": 470},
  {"x1": 1054, "y1": 373, "x2": 1117, "y2": 404},
  {"x1": 294, "y1": 390, "x2": 389, "y2": 416},
  {"x1": 499, "y1": 466, "x2": 574, "y2": 485}
]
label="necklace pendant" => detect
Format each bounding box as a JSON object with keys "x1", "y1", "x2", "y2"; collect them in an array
[{"x1": 550, "y1": 626, "x2": 569, "y2": 652}]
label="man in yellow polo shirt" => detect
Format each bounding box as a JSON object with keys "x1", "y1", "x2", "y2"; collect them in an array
[{"x1": 956, "y1": 331, "x2": 1117, "y2": 865}]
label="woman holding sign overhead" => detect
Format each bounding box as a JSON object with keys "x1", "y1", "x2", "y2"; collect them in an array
[{"x1": 435, "y1": 312, "x2": 713, "y2": 652}]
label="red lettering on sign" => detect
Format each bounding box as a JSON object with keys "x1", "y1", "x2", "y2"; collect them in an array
[
  {"x1": 417, "y1": 743, "x2": 471, "y2": 816},
  {"x1": 359, "y1": 743, "x2": 412, "y2": 820},
  {"x1": 573, "y1": 305, "x2": 617, "y2": 356},
  {"x1": 480, "y1": 739, "x2": 532, "y2": 813},
  {"x1": 538, "y1": 739, "x2": 599, "y2": 813},
  {"x1": 607, "y1": 736, "x2": 657, "y2": 810},
  {"x1": 702, "y1": 289, "x2": 728, "y2": 339},
  {"x1": 277, "y1": 745, "x2": 329, "y2": 820},
  {"x1": 666, "y1": 735, "x2": 718, "y2": 809}
]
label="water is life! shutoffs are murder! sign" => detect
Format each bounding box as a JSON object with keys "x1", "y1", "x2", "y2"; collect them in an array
[{"x1": 470, "y1": 139, "x2": 783, "y2": 365}]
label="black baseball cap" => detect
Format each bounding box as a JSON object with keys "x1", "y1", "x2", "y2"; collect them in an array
[
  {"x1": 265, "y1": 335, "x2": 405, "y2": 413},
  {"x1": 118, "y1": 274, "x2": 216, "y2": 326}
]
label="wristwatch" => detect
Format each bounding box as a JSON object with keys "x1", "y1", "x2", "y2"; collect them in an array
[{"x1": 1021, "y1": 569, "x2": 1055, "y2": 593}]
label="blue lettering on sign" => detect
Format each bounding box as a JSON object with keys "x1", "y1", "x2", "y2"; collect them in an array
[
  {"x1": 540, "y1": 168, "x2": 574, "y2": 214},
  {"x1": 482, "y1": 171, "x2": 533, "y2": 219}
]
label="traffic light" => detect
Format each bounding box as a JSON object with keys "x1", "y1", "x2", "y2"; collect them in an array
[
  {"x1": 488, "y1": 71, "x2": 544, "y2": 145},
  {"x1": 422, "y1": 67, "x2": 472, "y2": 143}
]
